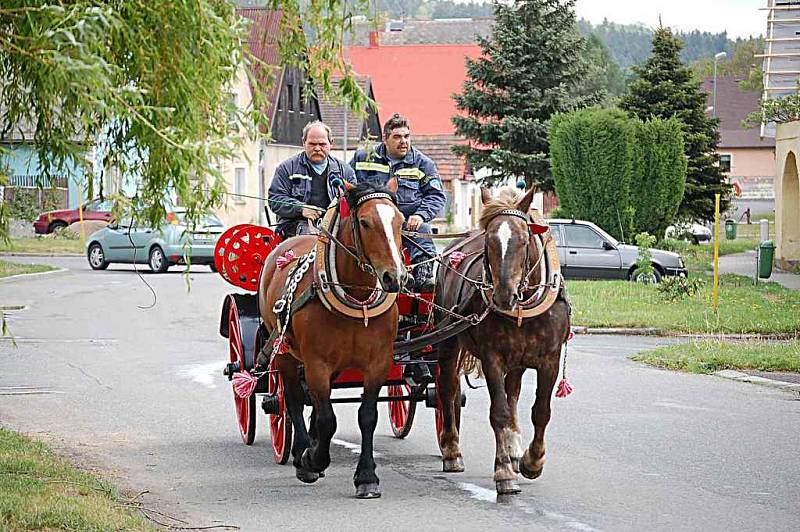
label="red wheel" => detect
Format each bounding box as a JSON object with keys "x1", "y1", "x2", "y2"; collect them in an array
[
  {"x1": 229, "y1": 299, "x2": 256, "y2": 445},
  {"x1": 268, "y1": 356, "x2": 293, "y2": 464},
  {"x1": 215, "y1": 224, "x2": 280, "y2": 291},
  {"x1": 387, "y1": 384, "x2": 416, "y2": 438},
  {"x1": 435, "y1": 377, "x2": 461, "y2": 454}
]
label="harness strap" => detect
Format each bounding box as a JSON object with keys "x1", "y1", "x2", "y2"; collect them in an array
[{"x1": 254, "y1": 284, "x2": 317, "y2": 370}]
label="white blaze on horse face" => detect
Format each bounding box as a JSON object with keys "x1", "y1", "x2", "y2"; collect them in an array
[
  {"x1": 497, "y1": 221, "x2": 512, "y2": 265},
  {"x1": 376, "y1": 203, "x2": 405, "y2": 279}
]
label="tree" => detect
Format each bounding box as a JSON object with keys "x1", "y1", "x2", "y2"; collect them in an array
[
  {"x1": 0, "y1": 0, "x2": 371, "y2": 241},
  {"x1": 631, "y1": 118, "x2": 687, "y2": 239},
  {"x1": 574, "y1": 33, "x2": 627, "y2": 105},
  {"x1": 550, "y1": 108, "x2": 635, "y2": 241},
  {"x1": 452, "y1": 0, "x2": 599, "y2": 190},
  {"x1": 621, "y1": 27, "x2": 731, "y2": 222}
]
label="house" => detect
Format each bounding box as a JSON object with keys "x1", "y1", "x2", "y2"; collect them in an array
[
  {"x1": 774, "y1": 122, "x2": 800, "y2": 268},
  {"x1": 225, "y1": 8, "x2": 324, "y2": 227},
  {"x1": 702, "y1": 76, "x2": 776, "y2": 200},
  {"x1": 346, "y1": 27, "x2": 484, "y2": 228},
  {"x1": 315, "y1": 75, "x2": 381, "y2": 161}
]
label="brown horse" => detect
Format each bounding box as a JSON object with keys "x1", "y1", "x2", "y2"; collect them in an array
[
  {"x1": 434, "y1": 187, "x2": 571, "y2": 495},
  {"x1": 257, "y1": 182, "x2": 407, "y2": 499}
]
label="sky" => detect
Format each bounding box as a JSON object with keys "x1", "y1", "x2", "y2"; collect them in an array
[{"x1": 574, "y1": 0, "x2": 767, "y2": 38}]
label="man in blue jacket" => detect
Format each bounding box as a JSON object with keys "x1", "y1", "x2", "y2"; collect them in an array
[
  {"x1": 350, "y1": 114, "x2": 446, "y2": 292},
  {"x1": 268, "y1": 121, "x2": 356, "y2": 238}
]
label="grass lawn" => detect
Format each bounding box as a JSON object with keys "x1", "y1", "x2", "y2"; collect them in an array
[
  {"x1": 568, "y1": 274, "x2": 800, "y2": 334},
  {"x1": 0, "y1": 428, "x2": 149, "y2": 530},
  {"x1": 0, "y1": 237, "x2": 84, "y2": 255},
  {"x1": 0, "y1": 260, "x2": 56, "y2": 279},
  {"x1": 632, "y1": 339, "x2": 800, "y2": 374}
]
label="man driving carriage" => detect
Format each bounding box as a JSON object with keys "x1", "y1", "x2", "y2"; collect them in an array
[
  {"x1": 350, "y1": 113, "x2": 446, "y2": 293},
  {"x1": 267, "y1": 120, "x2": 356, "y2": 239}
]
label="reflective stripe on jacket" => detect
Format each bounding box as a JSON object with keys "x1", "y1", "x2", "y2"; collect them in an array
[{"x1": 349, "y1": 144, "x2": 446, "y2": 222}]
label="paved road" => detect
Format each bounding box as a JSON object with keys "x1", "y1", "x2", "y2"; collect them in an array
[
  {"x1": 718, "y1": 251, "x2": 800, "y2": 290},
  {"x1": 1, "y1": 256, "x2": 799, "y2": 531}
]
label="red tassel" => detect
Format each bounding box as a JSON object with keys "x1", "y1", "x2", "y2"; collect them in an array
[
  {"x1": 272, "y1": 337, "x2": 290, "y2": 355},
  {"x1": 528, "y1": 222, "x2": 549, "y2": 235},
  {"x1": 568, "y1": 330, "x2": 574, "y2": 341},
  {"x1": 276, "y1": 249, "x2": 296, "y2": 270},
  {"x1": 339, "y1": 196, "x2": 351, "y2": 218},
  {"x1": 449, "y1": 251, "x2": 466, "y2": 269},
  {"x1": 555, "y1": 378, "x2": 573, "y2": 398},
  {"x1": 232, "y1": 370, "x2": 258, "y2": 398}
]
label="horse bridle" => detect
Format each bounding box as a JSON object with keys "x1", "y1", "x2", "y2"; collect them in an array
[
  {"x1": 321, "y1": 192, "x2": 396, "y2": 277},
  {"x1": 482, "y1": 208, "x2": 534, "y2": 296}
]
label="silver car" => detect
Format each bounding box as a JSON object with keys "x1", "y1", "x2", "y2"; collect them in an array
[
  {"x1": 548, "y1": 219, "x2": 687, "y2": 282},
  {"x1": 86, "y1": 210, "x2": 225, "y2": 273}
]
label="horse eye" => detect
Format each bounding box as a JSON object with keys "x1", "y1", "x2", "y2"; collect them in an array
[{"x1": 359, "y1": 219, "x2": 370, "y2": 229}]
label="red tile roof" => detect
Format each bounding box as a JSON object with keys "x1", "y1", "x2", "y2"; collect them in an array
[
  {"x1": 702, "y1": 76, "x2": 775, "y2": 149},
  {"x1": 346, "y1": 43, "x2": 482, "y2": 135},
  {"x1": 237, "y1": 8, "x2": 282, "y2": 132}
]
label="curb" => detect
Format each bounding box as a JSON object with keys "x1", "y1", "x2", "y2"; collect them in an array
[
  {"x1": 572, "y1": 327, "x2": 797, "y2": 341},
  {"x1": 714, "y1": 370, "x2": 800, "y2": 394},
  {"x1": 0, "y1": 268, "x2": 68, "y2": 283}
]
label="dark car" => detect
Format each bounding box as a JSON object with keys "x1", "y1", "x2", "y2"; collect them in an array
[
  {"x1": 33, "y1": 198, "x2": 115, "y2": 234},
  {"x1": 548, "y1": 219, "x2": 687, "y2": 282}
]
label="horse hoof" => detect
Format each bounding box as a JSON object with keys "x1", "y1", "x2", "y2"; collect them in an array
[
  {"x1": 496, "y1": 480, "x2": 521, "y2": 495},
  {"x1": 442, "y1": 457, "x2": 465, "y2": 473},
  {"x1": 295, "y1": 468, "x2": 320, "y2": 484},
  {"x1": 318, "y1": 470, "x2": 326, "y2": 478},
  {"x1": 519, "y1": 461, "x2": 543, "y2": 480},
  {"x1": 355, "y1": 483, "x2": 381, "y2": 499}
]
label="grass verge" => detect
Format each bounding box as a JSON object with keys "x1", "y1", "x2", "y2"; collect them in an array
[
  {"x1": 0, "y1": 260, "x2": 56, "y2": 279},
  {"x1": 0, "y1": 428, "x2": 149, "y2": 530},
  {"x1": 0, "y1": 237, "x2": 84, "y2": 255},
  {"x1": 632, "y1": 339, "x2": 800, "y2": 374},
  {"x1": 568, "y1": 273, "x2": 800, "y2": 334}
]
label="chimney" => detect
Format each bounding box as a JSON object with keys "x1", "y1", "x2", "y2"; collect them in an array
[{"x1": 368, "y1": 30, "x2": 380, "y2": 48}]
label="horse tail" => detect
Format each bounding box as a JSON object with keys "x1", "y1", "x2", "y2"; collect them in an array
[{"x1": 457, "y1": 349, "x2": 484, "y2": 379}]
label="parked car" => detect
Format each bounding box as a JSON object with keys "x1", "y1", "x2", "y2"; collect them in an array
[
  {"x1": 547, "y1": 219, "x2": 687, "y2": 282},
  {"x1": 86, "y1": 210, "x2": 225, "y2": 273},
  {"x1": 665, "y1": 222, "x2": 713, "y2": 244},
  {"x1": 33, "y1": 197, "x2": 115, "y2": 234}
]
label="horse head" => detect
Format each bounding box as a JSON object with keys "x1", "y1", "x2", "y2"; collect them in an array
[
  {"x1": 479, "y1": 186, "x2": 536, "y2": 311},
  {"x1": 343, "y1": 180, "x2": 408, "y2": 293}
]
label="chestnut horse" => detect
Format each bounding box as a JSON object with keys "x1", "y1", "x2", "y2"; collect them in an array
[
  {"x1": 257, "y1": 182, "x2": 407, "y2": 499},
  {"x1": 434, "y1": 187, "x2": 571, "y2": 494}
]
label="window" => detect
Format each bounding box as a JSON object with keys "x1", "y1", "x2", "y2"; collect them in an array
[
  {"x1": 227, "y1": 92, "x2": 238, "y2": 126},
  {"x1": 550, "y1": 225, "x2": 563, "y2": 246},
  {"x1": 234, "y1": 167, "x2": 246, "y2": 203},
  {"x1": 564, "y1": 225, "x2": 605, "y2": 249},
  {"x1": 719, "y1": 153, "x2": 732, "y2": 173},
  {"x1": 298, "y1": 85, "x2": 305, "y2": 113},
  {"x1": 287, "y1": 84, "x2": 294, "y2": 111}
]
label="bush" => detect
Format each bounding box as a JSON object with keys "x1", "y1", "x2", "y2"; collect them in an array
[
  {"x1": 633, "y1": 232, "x2": 656, "y2": 282},
  {"x1": 659, "y1": 237, "x2": 690, "y2": 255},
  {"x1": 658, "y1": 274, "x2": 705, "y2": 301},
  {"x1": 7, "y1": 188, "x2": 62, "y2": 222}
]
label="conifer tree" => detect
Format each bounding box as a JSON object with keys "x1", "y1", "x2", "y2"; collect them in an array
[
  {"x1": 621, "y1": 27, "x2": 731, "y2": 222},
  {"x1": 452, "y1": 0, "x2": 598, "y2": 189}
]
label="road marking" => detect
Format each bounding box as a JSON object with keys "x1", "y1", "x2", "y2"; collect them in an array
[
  {"x1": 457, "y1": 482, "x2": 601, "y2": 531},
  {"x1": 0, "y1": 268, "x2": 68, "y2": 283},
  {"x1": 331, "y1": 438, "x2": 382, "y2": 457},
  {"x1": 177, "y1": 362, "x2": 221, "y2": 389},
  {"x1": 654, "y1": 400, "x2": 712, "y2": 411}
]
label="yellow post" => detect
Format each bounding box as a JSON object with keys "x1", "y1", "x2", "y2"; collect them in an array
[{"x1": 712, "y1": 193, "x2": 720, "y2": 312}]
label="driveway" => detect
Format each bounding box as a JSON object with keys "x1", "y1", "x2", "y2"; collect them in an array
[{"x1": 1, "y1": 256, "x2": 798, "y2": 531}]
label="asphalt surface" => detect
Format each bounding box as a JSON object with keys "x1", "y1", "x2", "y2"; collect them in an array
[
  {"x1": 1, "y1": 256, "x2": 799, "y2": 532},
  {"x1": 718, "y1": 251, "x2": 800, "y2": 290}
]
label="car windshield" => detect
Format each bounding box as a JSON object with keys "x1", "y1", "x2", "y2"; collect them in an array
[{"x1": 173, "y1": 212, "x2": 224, "y2": 227}]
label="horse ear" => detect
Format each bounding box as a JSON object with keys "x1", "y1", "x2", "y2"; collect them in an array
[
  {"x1": 516, "y1": 187, "x2": 536, "y2": 213},
  {"x1": 386, "y1": 177, "x2": 398, "y2": 194},
  {"x1": 480, "y1": 186, "x2": 492, "y2": 205}
]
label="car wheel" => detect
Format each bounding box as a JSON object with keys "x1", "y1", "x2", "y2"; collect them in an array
[
  {"x1": 148, "y1": 246, "x2": 169, "y2": 273},
  {"x1": 87, "y1": 243, "x2": 109, "y2": 270},
  {"x1": 631, "y1": 267, "x2": 662, "y2": 284},
  {"x1": 691, "y1": 236, "x2": 700, "y2": 245},
  {"x1": 48, "y1": 220, "x2": 68, "y2": 233},
  {"x1": 209, "y1": 263, "x2": 217, "y2": 273}
]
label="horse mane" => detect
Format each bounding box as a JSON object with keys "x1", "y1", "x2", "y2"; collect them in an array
[
  {"x1": 479, "y1": 187, "x2": 523, "y2": 229},
  {"x1": 345, "y1": 182, "x2": 397, "y2": 210}
]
